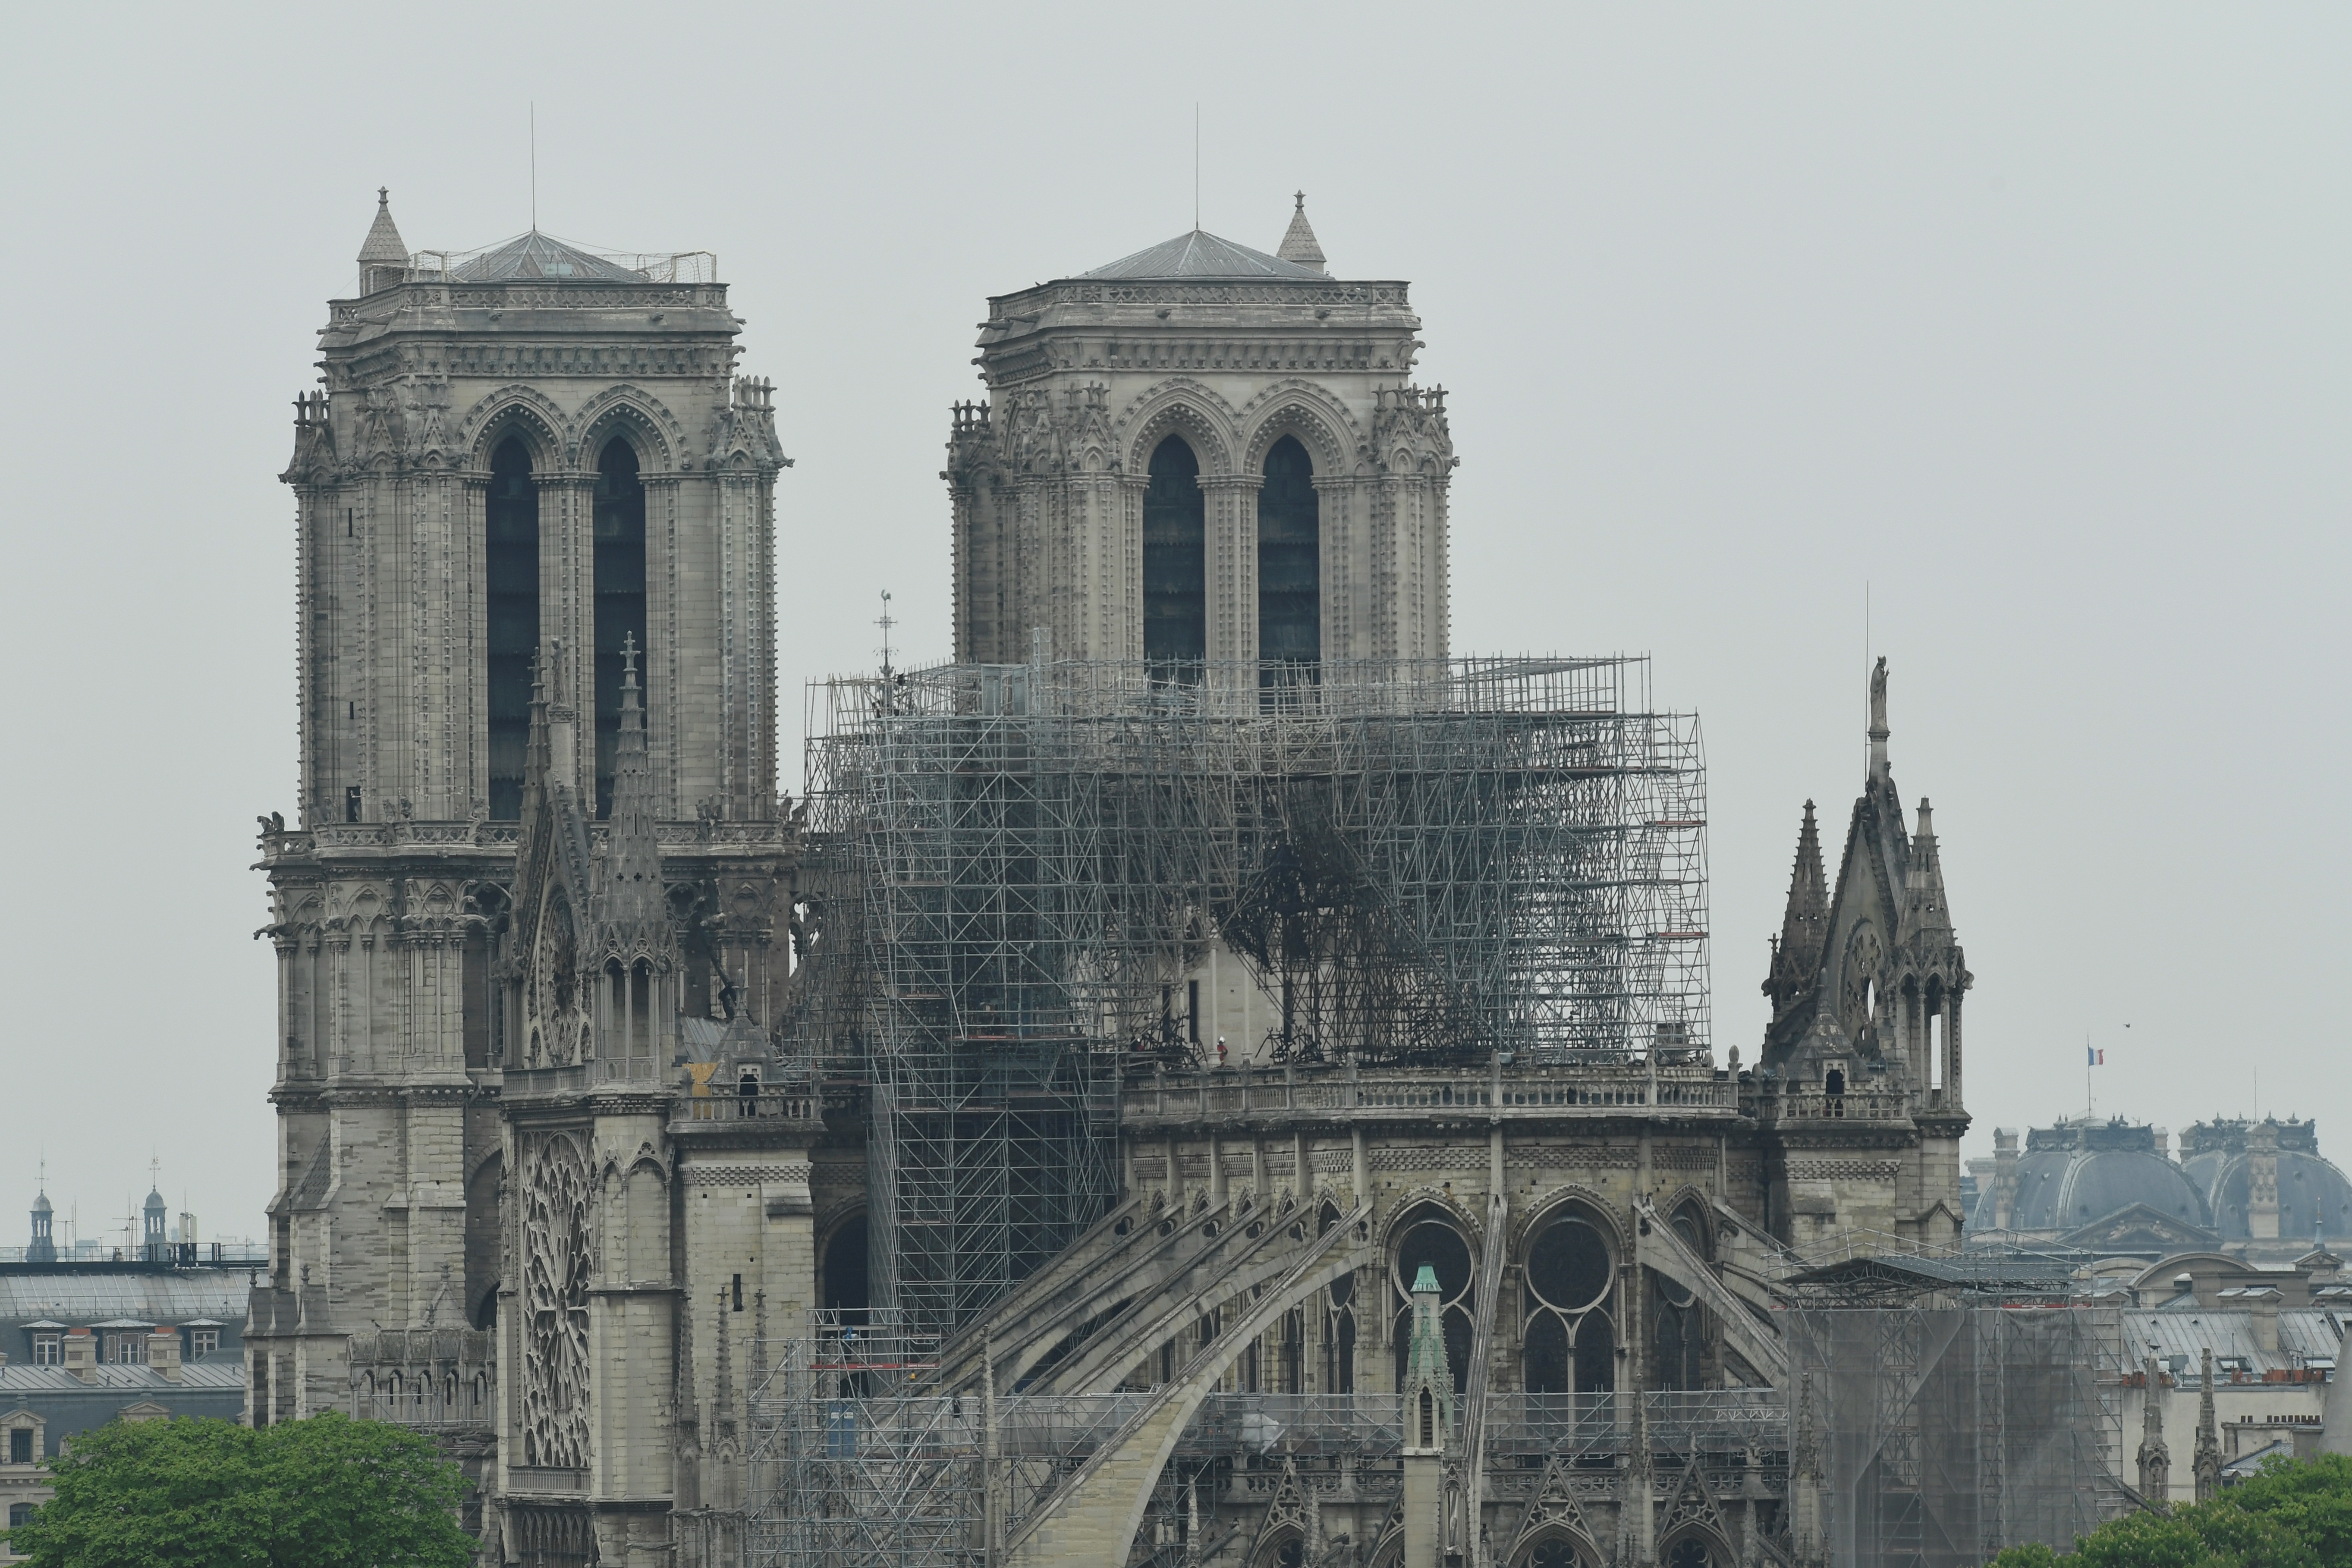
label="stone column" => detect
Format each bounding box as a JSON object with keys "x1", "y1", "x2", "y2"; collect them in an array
[
  {"x1": 1200, "y1": 475, "x2": 1260, "y2": 667},
  {"x1": 541, "y1": 472, "x2": 597, "y2": 802}
]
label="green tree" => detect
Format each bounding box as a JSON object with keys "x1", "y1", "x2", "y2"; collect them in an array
[
  {"x1": 1987, "y1": 1453, "x2": 2352, "y2": 1568},
  {"x1": 4, "y1": 1411, "x2": 474, "y2": 1568}
]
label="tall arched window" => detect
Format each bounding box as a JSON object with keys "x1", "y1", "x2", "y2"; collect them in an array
[
  {"x1": 1142, "y1": 435, "x2": 1205, "y2": 676},
  {"x1": 1257, "y1": 435, "x2": 1320, "y2": 685},
  {"x1": 1522, "y1": 1209, "x2": 1616, "y2": 1397},
  {"x1": 593, "y1": 437, "x2": 648, "y2": 818},
  {"x1": 485, "y1": 437, "x2": 540, "y2": 820}
]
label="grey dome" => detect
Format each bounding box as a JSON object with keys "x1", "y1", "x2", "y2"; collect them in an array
[
  {"x1": 1971, "y1": 1120, "x2": 2211, "y2": 1233},
  {"x1": 2187, "y1": 1149, "x2": 2352, "y2": 1241}
]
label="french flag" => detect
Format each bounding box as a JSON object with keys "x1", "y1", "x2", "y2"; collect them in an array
[{"x1": 2087, "y1": 1047, "x2": 2105, "y2": 1066}]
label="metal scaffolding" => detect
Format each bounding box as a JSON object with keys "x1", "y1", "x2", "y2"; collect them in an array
[
  {"x1": 746, "y1": 1313, "x2": 1792, "y2": 1568},
  {"x1": 790, "y1": 656, "x2": 1707, "y2": 1336},
  {"x1": 1784, "y1": 1304, "x2": 2126, "y2": 1568}
]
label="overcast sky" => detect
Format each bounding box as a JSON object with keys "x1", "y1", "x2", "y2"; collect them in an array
[{"x1": 2, "y1": 5, "x2": 2345, "y2": 1246}]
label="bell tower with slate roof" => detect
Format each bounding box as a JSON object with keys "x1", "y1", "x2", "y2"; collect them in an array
[
  {"x1": 250, "y1": 195, "x2": 807, "y2": 1532},
  {"x1": 947, "y1": 195, "x2": 1453, "y2": 673}
]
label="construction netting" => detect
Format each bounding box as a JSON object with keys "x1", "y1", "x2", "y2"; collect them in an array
[{"x1": 1784, "y1": 1305, "x2": 2126, "y2": 1568}]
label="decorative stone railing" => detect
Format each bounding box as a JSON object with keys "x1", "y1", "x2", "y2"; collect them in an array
[{"x1": 1123, "y1": 1059, "x2": 1741, "y2": 1126}]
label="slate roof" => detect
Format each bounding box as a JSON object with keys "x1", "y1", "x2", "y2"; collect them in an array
[
  {"x1": 449, "y1": 231, "x2": 649, "y2": 283},
  {"x1": 0, "y1": 1361, "x2": 245, "y2": 1394},
  {"x1": 1081, "y1": 229, "x2": 1325, "y2": 281},
  {"x1": 2124, "y1": 1306, "x2": 2347, "y2": 1376},
  {"x1": 0, "y1": 1272, "x2": 252, "y2": 1326}
]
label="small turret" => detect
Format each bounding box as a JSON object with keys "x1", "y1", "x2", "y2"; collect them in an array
[
  {"x1": 142, "y1": 1184, "x2": 167, "y2": 1260},
  {"x1": 1276, "y1": 191, "x2": 1327, "y2": 273},
  {"x1": 356, "y1": 188, "x2": 409, "y2": 295},
  {"x1": 28, "y1": 1186, "x2": 55, "y2": 1265}
]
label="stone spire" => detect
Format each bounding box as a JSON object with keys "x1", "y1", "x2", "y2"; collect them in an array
[
  {"x1": 1904, "y1": 797, "x2": 1953, "y2": 935},
  {"x1": 2193, "y1": 1348, "x2": 2222, "y2": 1501},
  {"x1": 1764, "y1": 801, "x2": 1830, "y2": 1015},
  {"x1": 1401, "y1": 1264, "x2": 1454, "y2": 1450},
  {"x1": 2138, "y1": 1347, "x2": 2172, "y2": 1501},
  {"x1": 1276, "y1": 191, "x2": 1327, "y2": 273},
  {"x1": 1400, "y1": 1263, "x2": 1452, "y2": 1568},
  {"x1": 356, "y1": 188, "x2": 408, "y2": 293},
  {"x1": 598, "y1": 634, "x2": 665, "y2": 933}
]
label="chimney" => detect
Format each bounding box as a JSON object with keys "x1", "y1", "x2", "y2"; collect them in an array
[
  {"x1": 62, "y1": 1328, "x2": 94, "y2": 1383},
  {"x1": 2247, "y1": 1287, "x2": 2282, "y2": 1355},
  {"x1": 149, "y1": 1329, "x2": 182, "y2": 1383},
  {"x1": 1993, "y1": 1128, "x2": 2021, "y2": 1230}
]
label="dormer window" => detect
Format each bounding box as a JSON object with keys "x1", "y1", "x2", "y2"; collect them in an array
[{"x1": 1826, "y1": 1067, "x2": 1847, "y2": 1096}]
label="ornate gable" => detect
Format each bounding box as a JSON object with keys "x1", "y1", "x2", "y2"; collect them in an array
[
  {"x1": 2058, "y1": 1202, "x2": 2222, "y2": 1255},
  {"x1": 509, "y1": 645, "x2": 596, "y2": 1068},
  {"x1": 1507, "y1": 1449, "x2": 1596, "y2": 1562}
]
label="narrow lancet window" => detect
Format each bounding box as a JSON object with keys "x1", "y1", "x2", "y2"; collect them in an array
[
  {"x1": 1142, "y1": 435, "x2": 1205, "y2": 676},
  {"x1": 593, "y1": 437, "x2": 648, "y2": 818},
  {"x1": 1257, "y1": 435, "x2": 1320, "y2": 687},
  {"x1": 485, "y1": 437, "x2": 540, "y2": 819}
]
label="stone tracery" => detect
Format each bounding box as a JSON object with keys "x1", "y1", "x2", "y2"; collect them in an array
[{"x1": 518, "y1": 1131, "x2": 593, "y2": 1470}]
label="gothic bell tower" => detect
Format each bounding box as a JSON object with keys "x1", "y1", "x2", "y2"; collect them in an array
[
  {"x1": 249, "y1": 193, "x2": 799, "y2": 1430},
  {"x1": 948, "y1": 195, "x2": 1455, "y2": 676}
]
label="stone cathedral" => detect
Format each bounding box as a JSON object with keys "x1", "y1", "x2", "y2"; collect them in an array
[{"x1": 248, "y1": 193, "x2": 1975, "y2": 1568}]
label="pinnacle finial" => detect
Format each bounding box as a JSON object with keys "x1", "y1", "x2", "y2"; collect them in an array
[
  {"x1": 621, "y1": 631, "x2": 640, "y2": 686},
  {"x1": 378, "y1": 185, "x2": 389, "y2": 207},
  {"x1": 1868, "y1": 656, "x2": 1891, "y2": 782}
]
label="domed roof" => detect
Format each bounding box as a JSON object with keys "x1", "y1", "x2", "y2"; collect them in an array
[
  {"x1": 144, "y1": 1186, "x2": 166, "y2": 1213},
  {"x1": 31, "y1": 1189, "x2": 50, "y2": 1214},
  {"x1": 1970, "y1": 1119, "x2": 2212, "y2": 1233},
  {"x1": 2182, "y1": 1142, "x2": 2352, "y2": 1242}
]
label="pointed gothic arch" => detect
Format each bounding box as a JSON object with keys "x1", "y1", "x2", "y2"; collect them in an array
[
  {"x1": 1143, "y1": 434, "x2": 1206, "y2": 674},
  {"x1": 484, "y1": 434, "x2": 540, "y2": 820},
  {"x1": 570, "y1": 387, "x2": 683, "y2": 471},
  {"x1": 591, "y1": 436, "x2": 648, "y2": 819},
  {"x1": 1258, "y1": 434, "x2": 1321, "y2": 676}
]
